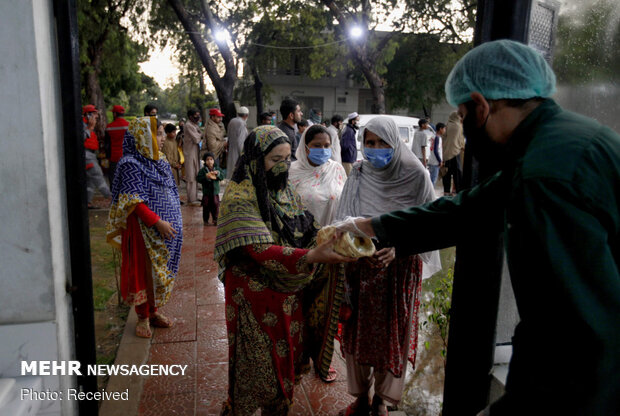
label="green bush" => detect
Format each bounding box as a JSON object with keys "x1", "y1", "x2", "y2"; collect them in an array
[{"x1": 422, "y1": 267, "x2": 453, "y2": 366}]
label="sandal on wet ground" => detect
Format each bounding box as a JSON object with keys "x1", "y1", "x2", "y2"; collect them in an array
[
  {"x1": 150, "y1": 312, "x2": 173, "y2": 328},
  {"x1": 135, "y1": 319, "x2": 152, "y2": 338},
  {"x1": 318, "y1": 366, "x2": 338, "y2": 383}
]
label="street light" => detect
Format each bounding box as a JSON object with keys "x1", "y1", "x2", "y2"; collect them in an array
[
  {"x1": 214, "y1": 29, "x2": 228, "y2": 43},
  {"x1": 349, "y1": 25, "x2": 364, "y2": 39}
]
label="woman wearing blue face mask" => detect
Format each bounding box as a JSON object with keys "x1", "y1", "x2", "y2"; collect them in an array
[
  {"x1": 290, "y1": 125, "x2": 347, "y2": 226},
  {"x1": 335, "y1": 116, "x2": 441, "y2": 416}
]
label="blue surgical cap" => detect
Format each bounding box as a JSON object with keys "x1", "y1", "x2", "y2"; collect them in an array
[{"x1": 445, "y1": 39, "x2": 557, "y2": 107}]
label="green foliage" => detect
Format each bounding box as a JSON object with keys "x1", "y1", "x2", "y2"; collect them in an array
[
  {"x1": 156, "y1": 77, "x2": 217, "y2": 118},
  {"x1": 554, "y1": 0, "x2": 620, "y2": 85},
  {"x1": 386, "y1": 34, "x2": 470, "y2": 112},
  {"x1": 422, "y1": 266, "x2": 453, "y2": 366},
  {"x1": 402, "y1": 0, "x2": 477, "y2": 43},
  {"x1": 78, "y1": 0, "x2": 153, "y2": 114},
  {"x1": 242, "y1": 4, "x2": 346, "y2": 82}
]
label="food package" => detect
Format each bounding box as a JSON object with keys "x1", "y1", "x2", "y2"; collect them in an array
[{"x1": 317, "y1": 226, "x2": 376, "y2": 258}]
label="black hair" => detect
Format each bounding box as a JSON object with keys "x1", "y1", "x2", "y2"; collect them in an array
[
  {"x1": 144, "y1": 104, "x2": 158, "y2": 116},
  {"x1": 305, "y1": 125, "x2": 330, "y2": 146},
  {"x1": 418, "y1": 118, "x2": 428, "y2": 127},
  {"x1": 280, "y1": 98, "x2": 299, "y2": 120},
  {"x1": 202, "y1": 152, "x2": 216, "y2": 163},
  {"x1": 331, "y1": 114, "x2": 343, "y2": 124},
  {"x1": 436, "y1": 122, "x2": 446, "y2": 130},
  {"x1": 187, "y1": 108, "x2": 200, "y2": 119},
  {"x1": 164, "y1": 123, "x2": 177, "y2": 134},
  {"x1": 296, "y1": 119, "x2": 309, "y2": 128}
]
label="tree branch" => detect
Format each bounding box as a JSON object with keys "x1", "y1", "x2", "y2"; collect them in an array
[
  {"x1": 199, "y1": 0, "x2": 236, "y2": 83},
  {"x1": 167, "y1": 0, "x2": 222, "y2": 86}
]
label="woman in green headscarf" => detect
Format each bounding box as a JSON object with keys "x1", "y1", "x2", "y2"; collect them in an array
[{"x1": 215, "y1": 126, "x2": 353, "y2": 415}]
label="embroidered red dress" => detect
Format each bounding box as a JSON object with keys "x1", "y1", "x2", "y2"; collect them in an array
[
  {"x1": 119, "y1": 203, "x2": 159, "y2": 308},
  {"x1": 342, "y1": 254, "x2": 423, "y2": 376},
  {"x1": 224, "y1": 244, "x2": 314, "y2": 414}
]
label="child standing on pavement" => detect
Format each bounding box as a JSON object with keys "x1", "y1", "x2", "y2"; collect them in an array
[{"x1": 197, "y1": 152, "x2": 225, "y2": 225}]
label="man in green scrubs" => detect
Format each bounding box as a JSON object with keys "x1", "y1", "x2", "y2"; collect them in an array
[{"x1": 347, "y1": 40, "x2": 620, "y2": 415}]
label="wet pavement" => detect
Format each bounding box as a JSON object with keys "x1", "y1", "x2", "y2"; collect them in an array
[{"x1": 127, "y1": 205, "x2": 354, "y2": 415}]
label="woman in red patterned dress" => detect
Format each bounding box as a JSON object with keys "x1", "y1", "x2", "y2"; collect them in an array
[
  {"x1": 215, "y1": 126, "x2": 354, "y2": 415},
  {"x1": 335, "y1": 117, "x2": 441, "y2": 416}
]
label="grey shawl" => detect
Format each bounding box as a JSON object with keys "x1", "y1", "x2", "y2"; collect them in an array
[
  {"x1": 226, "y1": 116, "x2": 248, "y2": 179},
  {"x1": 335, "y1": 116, "x2": 441, "y2": 278}
]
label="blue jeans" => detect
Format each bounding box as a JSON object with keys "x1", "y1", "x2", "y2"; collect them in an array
[{"x1": 428, "y1": 165, "x2": 440, "y2": 185}]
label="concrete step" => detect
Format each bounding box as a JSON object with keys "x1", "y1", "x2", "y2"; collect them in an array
[
  {"x1": 0, "y1": 378, "x2": 16, "y2": 408},
  {"x1": 0, "y1": 376, "x2": 43, "y2": 416}
]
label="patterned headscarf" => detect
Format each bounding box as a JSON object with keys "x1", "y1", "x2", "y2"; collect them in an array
[
  {"x1": 106, "y1": 116, "x2": 183, "y2": 306},
  {"x1": 215, "y1": 126, "x2": 320, "y2": 281}
]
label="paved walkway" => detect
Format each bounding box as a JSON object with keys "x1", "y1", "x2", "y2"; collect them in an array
[{"x1": 103, "y1": 204, "x2": 354, "y2": 416}]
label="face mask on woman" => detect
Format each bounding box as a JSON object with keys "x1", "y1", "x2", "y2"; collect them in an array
[
  {"x1": 266, "y1": 159, "x2": 291, "y2": 191},
  {"x1": 307, "y1": 147, "x2": 332, "y2": 165},
  {"x1": 364, "y1": 147, "x2": 394, "y2": 169}
]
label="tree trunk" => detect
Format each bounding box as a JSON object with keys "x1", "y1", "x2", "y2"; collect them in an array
[
  {"x1": 85, "y1": 61, "x2": 107, "y2": 146},
  {"x1": 198, "y1": 68, "x2": 207, "y2": 121},
  {"x1": 369, "y1": 77, "x2": 386, "y2": 114},
  {"x1": 214, "y1": 84, "x2": 236, "y2": 129},
  {"x1": 320, "y1": 0, "x2": 386, "y2": 114},
  {"x1": 167, "y1": 0, "x2": 237, "y2": 128},
  {"x1": 357, "y1": 56, "x2": 386, "y2": 114},
  {"x1": 252, "y1": 65, "x2": 264, "y2": 125}
]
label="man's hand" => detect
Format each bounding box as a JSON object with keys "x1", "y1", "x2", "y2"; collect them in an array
[
  {"x1": 155, "y1": 220, "x2": 177, "y2": 240},
  {"x1": 330, "y1": 217, "x2": 376, "y2": 239}
]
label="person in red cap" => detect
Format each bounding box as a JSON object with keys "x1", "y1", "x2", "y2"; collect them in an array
[
  {"x1": 203, "y1": 108, "x2": 227, "y2": 164},
  {"x1": 83, "y1": 105, "x2": 112, "y2": 208},
  {"x1": 104, "y1": 105, "x2": 129, "y2": 185}
]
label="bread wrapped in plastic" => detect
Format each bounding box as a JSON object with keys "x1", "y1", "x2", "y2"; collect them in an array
[{"x1": 317, "y1": 226, "x2": 376, "y2": 258}]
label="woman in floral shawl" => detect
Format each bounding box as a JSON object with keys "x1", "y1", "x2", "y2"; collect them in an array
[
  {"x1": 215, "y1": 126, "x2": 353, "y2": 415},
  {"x1": 107, "y1": 116, "x2": 183, "y2": 338},
  {"x1": 289, "y1": 124, "x2": 347, "y2": 226}
]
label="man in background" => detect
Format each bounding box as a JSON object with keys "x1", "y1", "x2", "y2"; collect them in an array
[
  {"x1": 82, "y1": 105, "x2": 112, "y2": 208},
  {"x1": 326, "y1": 114, "x2": 343, "y2": 164},
  {"x1": 184, "y1": 108, "x2": 203, "y2": 206},
  {"x1": 277, "y1": 98, "x2": 303, "y2": 158},
  {"x1": 226, "y1": 106, "x2": 249, "y2": 178},
  {"x1": 260, "y1": 112, "x2": 272, "y2": 126},
  {"x1": 412, "y1": 118, "x2": 431, "y2": 167},
  {"x1": 341, "y1": 112, "x2": 359, "y2": 175},
  {"x1": 104, "y1": 104, "x2": 129, "y2": 185},
  {"x1": 428, "y1": 122, "x2": 445, "y2": 186},
  {"x1": 204, "y1": 108, "x2": 227, "y2": 164},
  {"x1": 308, "y1": 108, "x2": 322, "y2": 126},
  {"x1": 144, "y1": 104, "x2": 158, "y2": 117},
  {"x1": 442, "y1": 111, "x2": 465, "y2": 195}
]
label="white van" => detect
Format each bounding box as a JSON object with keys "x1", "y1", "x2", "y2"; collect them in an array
[{"x1": 346, "y1": 114, "x2": 420, "y2": 162}]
